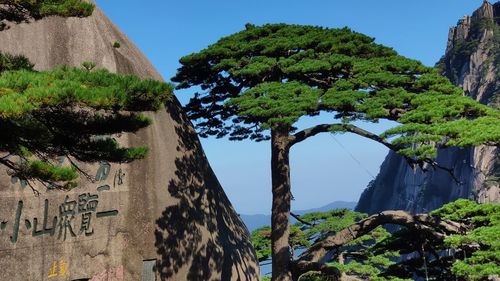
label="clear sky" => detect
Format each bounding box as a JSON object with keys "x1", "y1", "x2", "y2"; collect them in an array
[{"x1": 96, "y1": 0, "x2": 483, "y2": 214}]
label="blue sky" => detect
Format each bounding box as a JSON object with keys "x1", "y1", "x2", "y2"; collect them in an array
[{"x1": 97, "y1": 0, "x2": 482, "y2": 214}]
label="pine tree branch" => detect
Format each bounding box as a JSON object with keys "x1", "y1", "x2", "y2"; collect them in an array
[
  {"x1": 290, "y1": 212, "x2": 314, "y2": 226},
  {"x1": 0, "y1": 156, "x2": 17, "y2": 171},
  {"x1": 297, "y1": 210, "x2": 465, "y2": 264},
  {"x1": 289, "y1": 124, "x2": 464, "y2": 183},
  {"x1": 25, "y1": 180, "x2": 40, "y2": 197},
  {"x1": 421, "y1": 159, "x2": 463, "y2": 185},
  {"x1": 291, "y1": 260, "x2": 341, "y2": 281},
  {"x1": 289, "y1": 123, "x2": 399, "y2": 151},
  {"x1": 66, "y1": 154, "x2": 94, "y2": 183},
  {"x1": 0, "y1": 156, "x2": 42, "y2": 195}
]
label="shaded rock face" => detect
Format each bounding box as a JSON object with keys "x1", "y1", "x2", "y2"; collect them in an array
[
  {"x1": 0, "y1": 6, "x2": 259, "y2": 281},
  {"x1": 357, "y1": 1, "x2": 500, "y2": 214}
]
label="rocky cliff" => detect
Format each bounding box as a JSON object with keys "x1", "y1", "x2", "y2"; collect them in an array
[
  {"x1": 0, "y1": 4, "x2": 259, "y2": 281},
  {"x1": 356, "y1": 1, "x2": 500, "y2": 214}
]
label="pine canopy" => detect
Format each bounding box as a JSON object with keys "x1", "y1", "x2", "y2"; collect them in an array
[
  {"x1": 0, "y1": 65, "x2": 173, "y2": 189},
  {"x1": 0, "y1": 1, "x2": 176, "y2": 190},
  {"x1": 173, "y1": 24, "x2": 500, "y2": 159},
  {"x1": 254, "y1": 199, "x2": 500, "y2": 281}
]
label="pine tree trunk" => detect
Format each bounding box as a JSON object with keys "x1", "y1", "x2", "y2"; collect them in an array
[{"x1": 271, "y1": 128, "x2": 293, "y2": 281}]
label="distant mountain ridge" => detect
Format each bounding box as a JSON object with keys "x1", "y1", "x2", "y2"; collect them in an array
[{"x1": 241, "y1": 201, "x2": 356, "y2": 231}]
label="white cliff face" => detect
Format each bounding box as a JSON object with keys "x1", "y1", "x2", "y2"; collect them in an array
[{"x1": 356, "y1": 1, "x2": 499, "y2": 214}]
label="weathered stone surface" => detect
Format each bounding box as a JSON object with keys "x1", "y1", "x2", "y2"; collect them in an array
[
  {"x1": 0, "y1": 5, "x2": 259, "y2": 281},
  {"x1": 356, "y1": 1, "x2": 499, "y2": 214}
]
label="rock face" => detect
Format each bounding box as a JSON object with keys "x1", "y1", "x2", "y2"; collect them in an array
[
  {"x1": 0, "y1": 5, "x2": 259, "y2": 281},
  {"x1": 356, "y1": 1, "x2": 500, "y2": 214}
]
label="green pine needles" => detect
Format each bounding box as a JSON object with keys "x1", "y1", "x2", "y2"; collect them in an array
[
  {"x1": 174, "y1": 23, "x2": 500, "y2": 280},
  {"x1": 0, "y1": 66, "x2": 171, "y2": 116},
  {"x1": 432, "y1": 200, "x2": 500, "y2": 280},
  {"x1": 252, "y1": 200, "x2": 500, "y2": 281},
  {"x1": 252, "y1": 209, "x2": 368, "y2": 263},
  {"x1": 0, "y1": 65, "x2": 173, "y2": 189},
  {"x1": 0, "y1": 0, "x2": 94, "y2": 30},
  {"x1": 0, "y1": 0, "x2": 174, "y2": 192},
  {"x1": 0, "y1": 53, "x2": 34, "y2": 73},
  {"x1": 174, "y1": 24, "x2": 500, "y2": 159}
]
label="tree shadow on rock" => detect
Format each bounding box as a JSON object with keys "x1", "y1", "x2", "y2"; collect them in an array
[{"x1": 154, "y1": 99, "x2": 259, "y2": 281}]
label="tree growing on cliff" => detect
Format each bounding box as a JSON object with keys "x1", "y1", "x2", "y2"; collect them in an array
[
  {"x1": 0, "y1": 0, "x2": 174, "y2": 191},
  {"x1": 0, "y1": 0, "x2": 94, "y2": 30},
  {"x1": 0, "y1": 66, "x2": 172, "y2": 191},
  {"x1": 172, "y1": 24, "x2": 500, "y2": 281}
]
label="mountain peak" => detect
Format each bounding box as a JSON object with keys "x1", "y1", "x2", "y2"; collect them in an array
[
  {"x1": 473, "y1": 0, "x2": 495, "y2": 20},
  {"x1": 356, "y1": 1, "x2": 500, "y2": 215}
]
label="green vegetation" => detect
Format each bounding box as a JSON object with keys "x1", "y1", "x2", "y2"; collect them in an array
[
  {"x1": 172, "y1": 23, "x2": 500, "y2": 281},
  {"x1": 81, "y1": 61, "x2": 96, "y2": 71},
  {"x1": 0, "y1": 1, "x2": 176, "y2": 191},
  {"x1": 433, "y1": 200, "x2": 500, "y2": 280},
  {"x1": 0, "y1": 66, "x2": 173, "y2": 189},
  {"x1": 0, "y1": 0, "x2": 94, "y2": 30},
  {"x1": 252, "y1": 226, "x2": 272, "y2": 262},
  {"x1": 0, "y1": 66, "x2": 171, "y2": 118},
  {"x1": 252, "y1": 209, "x2": 367, "y2": 263},
  {"x1": 113, "y1": 41, "x2": 121, "y2": 49},
  {"x1": 0, "y1": 53, "x2": 34, "y2": 73},
  {"x1": 252, "y1": 200, "x2": 500, "y2": 281}
]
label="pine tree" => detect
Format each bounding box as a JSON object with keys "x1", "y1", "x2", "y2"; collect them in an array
[
  {"x1": 252, "y1": 200, "x2": 500, "y2": 281},
  {"x1": 0, "y1": 66, "x2": 172, "y2": 190},
  {"x1": 172, "y1": 24, "x2": 500, "y2": 281},
  {"x1": 0, "y1": 1, "x2": 174, "y2": 191}
]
